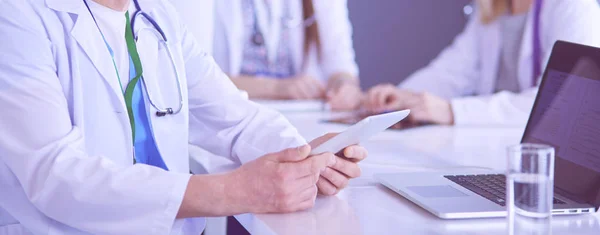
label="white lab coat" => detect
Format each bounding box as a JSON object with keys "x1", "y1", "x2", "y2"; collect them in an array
[
  {"x1": 0, "y1": 0, "x2": 305, "y2": 235},
  {"x1": 400, "y1": 0, "x2": 600, "y2": 126},
  {"x1": 169, "y1": 0, "x2": 214, "y2": 54},
  {"x1": 211, "y1": 0, "x2": 359, "y2": 80}
]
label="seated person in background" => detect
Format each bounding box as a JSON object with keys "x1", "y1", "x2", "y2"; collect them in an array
[
  {"x1": 363, "y1": 0, "x2": 600, "y2": 126},
  {"x1": 210, "y1": 0, "x2": 362, "y2": 110}
]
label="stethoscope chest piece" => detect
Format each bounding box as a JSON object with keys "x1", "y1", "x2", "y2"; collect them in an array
[
  {"x1": 252, "y1": 31, "x2": 265, "y2": 46},
  {"x1": 156, "y1": 108, "x2": 174, "y2": 117}
]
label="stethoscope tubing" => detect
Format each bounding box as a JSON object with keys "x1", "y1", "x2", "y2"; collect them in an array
[{"x1": 84, "y1": 0, "x2": 184, "y2": 117}]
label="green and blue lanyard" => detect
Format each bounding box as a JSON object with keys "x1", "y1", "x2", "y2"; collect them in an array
[{"x1": 84, "y1": 1, "x2": 168, "y2": 170}]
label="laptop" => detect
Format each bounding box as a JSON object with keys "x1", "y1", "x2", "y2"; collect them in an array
[{"x1": 376, "y1": 40, "x2": 600, "y2": 219}]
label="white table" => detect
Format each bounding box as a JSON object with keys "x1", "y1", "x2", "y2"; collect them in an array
[{"x1": 190, "y1": 109, "x2": 600, "y2": 235}]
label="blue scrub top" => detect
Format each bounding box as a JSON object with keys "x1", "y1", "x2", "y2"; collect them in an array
[{"x1": 129, "y1": 56, "x2": 168, "y2": 170}]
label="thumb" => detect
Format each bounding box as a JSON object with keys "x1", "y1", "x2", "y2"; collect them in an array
[{"x1": 273, "y1": 144, "x2": 311, "y2": 162}]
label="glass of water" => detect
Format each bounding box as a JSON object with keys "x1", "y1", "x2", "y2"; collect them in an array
[{"x1": 507, "y1": 144, "x2": 555, "y2": 235}]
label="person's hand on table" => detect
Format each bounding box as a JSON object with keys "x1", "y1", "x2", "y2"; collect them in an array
[
  {"x1": 276, "y1": 74, "x2": 325, "y2": 100},
  {"x1": 228, "y1": 145, "x2": 336, "y2": 213},
  {"x1": 364, "y1": 84, "x2": 454, "y2": 125},
  {"x1": 309, "y1": 133, "x2": 368, "y2": 196},
  {"x1": 363, "y1": 84, "x2": 415, "y2": 112},
  {"x1": 401, "y1": 92, "x2": 454, "y2": 125},
  {"x1": 325, "y1": 75, "x2": 362, "y2": 111}
]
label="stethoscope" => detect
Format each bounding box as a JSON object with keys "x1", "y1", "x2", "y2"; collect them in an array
[
  {"x1": 83, "y1": 0, "x2": 184, "y2": 117},
  {"x1": 250, "y1": 0, "x2": 317, "y2": 46},
  {"x1": 463, "y1": 0, "x2": 543, "y2": 86}
]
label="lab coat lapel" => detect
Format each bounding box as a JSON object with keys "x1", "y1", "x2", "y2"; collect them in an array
[
  {"x1": 218, "y1": 0, "x2": 244, "y2": 74},
  {"x1": 133, "y1": 16, "x2": 164, "y2": 109},
  {"x1": 66, "y1": 2, "x2": 128, "y2": 109},
  {"x1": 517, "y1": 9, "x2": 535, "y2": 90},
  {"x1": 479, "y1": 21, "x2": 501, "y2": 95}
]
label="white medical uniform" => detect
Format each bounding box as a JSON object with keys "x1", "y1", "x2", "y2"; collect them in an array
[
  {"x1": 400, "y1": 0, "x2": 600, "y2": 126},
  {"x1": 0, "y1": 0, "x2": 305, "y2": 234}
]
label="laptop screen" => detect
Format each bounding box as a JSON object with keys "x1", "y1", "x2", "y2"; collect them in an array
[{"x1": 522, "y1": 41, "x2": 600, "y2": 208}]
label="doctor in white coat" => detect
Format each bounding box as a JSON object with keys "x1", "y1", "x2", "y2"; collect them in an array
[
  {"x1": 0, "y1": 0, "x2": 367, "y2": 234},
  {"x1": 364, "y1": 0, "x2": 600, "y2": 126},
  {"x1": 206, "y1": 0, "x2": 362, "y2": 110}
]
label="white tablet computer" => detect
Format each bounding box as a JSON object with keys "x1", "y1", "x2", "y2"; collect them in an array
[{"x1": 310, "y1": 110, "x2": 410, "y2": 155}]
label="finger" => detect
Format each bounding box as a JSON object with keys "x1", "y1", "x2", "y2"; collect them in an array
[
  {"x1": 330, "y1": 156, "x2": 361, "y2": 178},
  {"x1": 374, "y1": 88, "x2": 393, "y2": 111},
  {"x1": 320, "y1": 167, "x2": 350, "y2": 190},
  {"x1": 317, "y1": 176, "x2": 338, "y2": 196},
  {"x1": 274, "y1": 145, "x2": 311, "y2": 162},
  {"x1": 285, "y1": 152, "x2": 336, "y2": 178},
  {"x1": 342, "y1": 145, "x2": 368, "y2": 162}
]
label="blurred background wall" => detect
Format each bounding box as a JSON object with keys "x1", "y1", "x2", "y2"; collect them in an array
[{"x1": 348, "y1": 0, "x2": 472, "y2": 89}]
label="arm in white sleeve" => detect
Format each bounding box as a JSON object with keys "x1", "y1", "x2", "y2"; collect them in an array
[
  {"x1": 451, "y1": 0, "x2": 600, "y2": 126},
  {"x1": 314, "y1": 0, "x2": 359, "y2": 78},
  {"x1": 180, "y1": 20, "x2": 306, "y2": 164},
  {"x1": 399, "y1": 12, "x2": 481, "y2": 99},
  {"x1": 451, "y1": 89, "x2": 537, "y2": 126},
  {"x1": 0, "y1": 2, "x2": 189, "y2": 234}
]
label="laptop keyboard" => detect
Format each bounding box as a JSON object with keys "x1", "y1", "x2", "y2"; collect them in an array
[{"x1": 444, "y1": 174, "x2": 566, "y2": 206}]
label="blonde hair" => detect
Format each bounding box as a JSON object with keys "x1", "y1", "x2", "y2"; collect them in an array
[{"x1": 477, "y1": 0, "x2": 508, "y2": 24}]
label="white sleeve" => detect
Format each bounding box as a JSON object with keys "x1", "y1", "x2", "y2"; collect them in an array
[
  {"x1": 180, "y1": 19, "x2": 306, "y2": 164},
  {"x1": 399, "y1": 12, "x2": 481, "y2": 100},
  {"x1": 0, "y1": 2, "x2": 189, "y2": 235},
  {"x1": 451, "y1": 0, "x2": 600, "y2": 126},
  {"x1": 313, "y1": 0, "x2": 359, "y2": 78}
]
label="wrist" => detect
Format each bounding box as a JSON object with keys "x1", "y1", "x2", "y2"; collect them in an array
[
  {"x1": 222, "y1": 169, "x2": 251, "y2": 214},
  {"x1": 178, "y1": 173, "x2": 241, "y2": 218}
]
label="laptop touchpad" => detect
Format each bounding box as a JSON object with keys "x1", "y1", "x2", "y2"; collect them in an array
[{"x1": 407, "y1": 185, "x2": 468, "y2": 198}]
